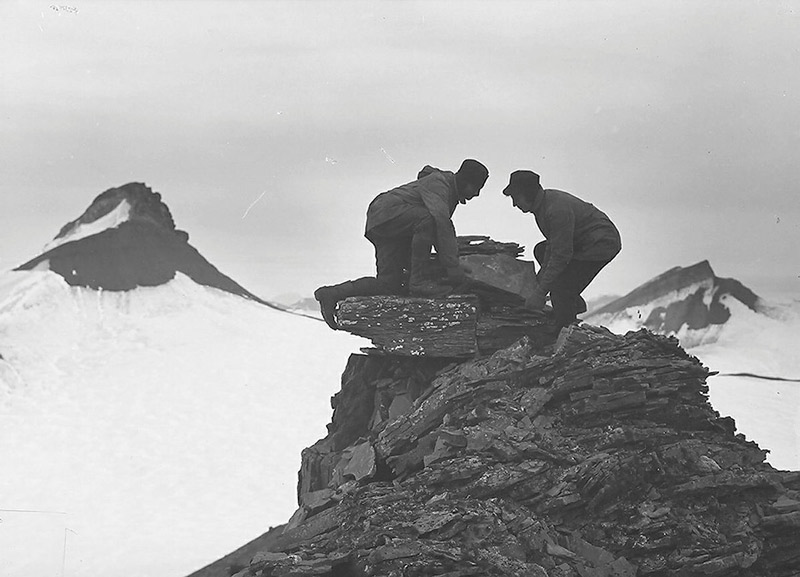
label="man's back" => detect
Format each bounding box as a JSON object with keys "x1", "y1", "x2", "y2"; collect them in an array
[
  {"x1": 535, "y1": 188, "x2": 620, "y2": 261},
  {"x1": 366, "y1": 168, "x2": 457, "y2": 233}
]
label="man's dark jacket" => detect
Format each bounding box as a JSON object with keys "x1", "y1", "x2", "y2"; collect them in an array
[
  {"x1": 532, "y1": 188, "x2": 621, "y2": 294},
  {"x1": 364, "y1": 166, "x2": 461, "y2": 273}
]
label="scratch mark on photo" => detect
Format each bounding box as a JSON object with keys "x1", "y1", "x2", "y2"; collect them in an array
[
  {"x1": 242, "y1": 192, "x2": 266, "y2": 219},
  {"x1": 380, "y1": 147, "x2": 395, "y2": 164}
]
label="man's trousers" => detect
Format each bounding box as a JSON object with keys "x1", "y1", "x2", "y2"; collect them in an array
[{"x1": 534, "y1": 241, "x2": 614, "y2": 328}]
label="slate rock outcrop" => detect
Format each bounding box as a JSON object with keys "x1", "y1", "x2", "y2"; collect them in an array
[
  {"x1": 334, "y1": 237, "x2": 549, "y2": 358},
  {"x1": 193, "y1": 325, "x2": 800, "y2": 577}
]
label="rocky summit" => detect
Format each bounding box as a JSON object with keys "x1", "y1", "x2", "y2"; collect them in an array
[{"x1": 192, "y1": 322, "x2": 800, "y2": 577}]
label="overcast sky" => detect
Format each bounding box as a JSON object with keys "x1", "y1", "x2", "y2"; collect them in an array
[{"x1": 2, "y1": 0, "x2": 799, "y2": 302}]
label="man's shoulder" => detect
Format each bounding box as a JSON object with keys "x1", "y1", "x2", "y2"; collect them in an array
[
  {"x1": 388, "y1": 169, "x2": 454, "y2": 203},
  {"x1": 540, "y1": 189, "x2": 576, "y2": 213},
  {"x1": 417, "y1": 169, "x2": 455, "y2": 193},
  {"x1": 544, "y1": 188, "x2": 577, "y2": 200},
  {"x1": 544, "y1": 189, "x2": 591, "y2": 211},
  {"x1": 421, "y1": 168, "x2": 454, "y2": 183},
  {"x1": 417, "y1": 165, "x2": 445, "y2": 179}
]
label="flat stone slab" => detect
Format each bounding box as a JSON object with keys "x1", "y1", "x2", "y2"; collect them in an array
[
  {"x1": 460, "y1": 253, "x2": 538, "y2": 302},
  {"x1": 336, "y1": 295, "x2": 479, "y2": 357}
]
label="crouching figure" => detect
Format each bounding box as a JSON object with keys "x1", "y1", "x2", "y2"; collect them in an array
[
  {"x1": 315, "y1": 159, "x2": 489, "y2": 329},
  {"x1": 502, "y1": 169, "x2": 621, "y2": 330}
]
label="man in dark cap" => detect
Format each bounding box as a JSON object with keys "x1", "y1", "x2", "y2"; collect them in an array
[
  {"x1": 502, "y1": 170, "x2": 621, "y2": 330},
  {"x1": 314, "y1": 159, "x2": 489, "y2": 329}
]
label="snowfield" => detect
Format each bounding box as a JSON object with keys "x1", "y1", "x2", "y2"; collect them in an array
[
  {"x1": 0, "y1": 270, "x2": 366, "y2": 577},
  {"x1": 698, "y1": 295, "x2": 800, "y2": 472}
]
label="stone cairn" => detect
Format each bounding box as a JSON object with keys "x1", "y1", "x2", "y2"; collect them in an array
[
  {"x1": 335, "y1": 237, "x2": 550, "y2": 358},
  {"x1": 192, "y1": 239, "x2": 800, "y2": 577}
]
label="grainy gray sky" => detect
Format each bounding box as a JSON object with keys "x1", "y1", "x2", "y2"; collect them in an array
[{"x1": 2, "y1": 0, "x2": 799, "y2": 301}]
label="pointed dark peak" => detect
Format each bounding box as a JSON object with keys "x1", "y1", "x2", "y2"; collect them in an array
[
  {"x1": 53, "y1": 182, "x2": 187, "y2": 245},
  {"x1": 595, "y1": 260, "x2": 716, "y2": 315},
  {"x1": 15, "y1": 182, "x2": 286, "y2": 311},
  {"x1": 588, "y1": 260, "x2": 763, "y2": 336}
]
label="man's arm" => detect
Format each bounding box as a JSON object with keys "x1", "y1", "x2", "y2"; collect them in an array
[
  {"x1": 536, "y1": 207, "x2": 575, "y2": 293},
  {"x1": 419, "y1": 178, "x2": 460, "y2": 274}
]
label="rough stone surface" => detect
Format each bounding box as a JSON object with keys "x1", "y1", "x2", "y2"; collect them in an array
[
  {"x1": 334, "y1": 237, "x2": 552, "y2": 358},
  {"x1": 459, "y1": 253, "x2": 538, "y2": 304},
  {"x1": 337, "y1": 295, "x2": 481, "y2": 357},
  {"x1": 192, "y1": 325, "x2": 800, "y2": 577}
]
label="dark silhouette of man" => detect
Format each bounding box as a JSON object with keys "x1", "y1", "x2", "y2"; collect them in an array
[
  {"x1": 315, "y1": 159, "x2": 489, "y2": 329},
  {"x1": 502, "y1": 170, "x2": 621, "y2": 329}
]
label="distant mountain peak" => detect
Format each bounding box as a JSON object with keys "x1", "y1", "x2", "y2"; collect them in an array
[
  {"x1": 15, "y1": 182, "x2": 274, "y2": 306},
  {"x1": 594, "y1": 260, "x2": 716, "y2": 314},
  {"x1": 46, "y1": 182, "x2": 186, "y2": 252},
  {"x1": 587, "y1": 260, "x2": 762, "y2": 340}
]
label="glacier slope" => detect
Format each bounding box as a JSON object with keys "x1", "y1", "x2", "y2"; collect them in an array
[{"x1": 698, "y1": 295, "x2": 800, "y2": 472}]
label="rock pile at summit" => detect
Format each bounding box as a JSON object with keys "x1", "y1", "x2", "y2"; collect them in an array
[
  {"x1": 192, "y1": 323, "x2": 800, "y2": 577},
  {"x1": 334, "y1": 237, "x2": 550, "y2": 358}
]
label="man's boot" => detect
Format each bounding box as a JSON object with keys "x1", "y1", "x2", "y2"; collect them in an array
[
  {"x1": 314, "y1": 277, "x2": 387, "y2": 329},
  {"x1": 314, "y1": 284, "x2": 345, "y2": 329},
  {"x1": 407, "y1": 264, "x2": 451, "y2": 297},
  {"x1": 406, "y1": 254, "x2": 451, "y2": 297}
]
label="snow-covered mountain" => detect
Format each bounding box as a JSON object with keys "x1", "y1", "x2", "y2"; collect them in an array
[
  {"x1": 586, "y1": 260, "x2": 765, "y2": 347},
  {"x1": 0, "y1": 184, "x2": 366, "y2": 577},
  {"x1": 17, "y1": 183, "x2": 276, "y2": 306}
]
